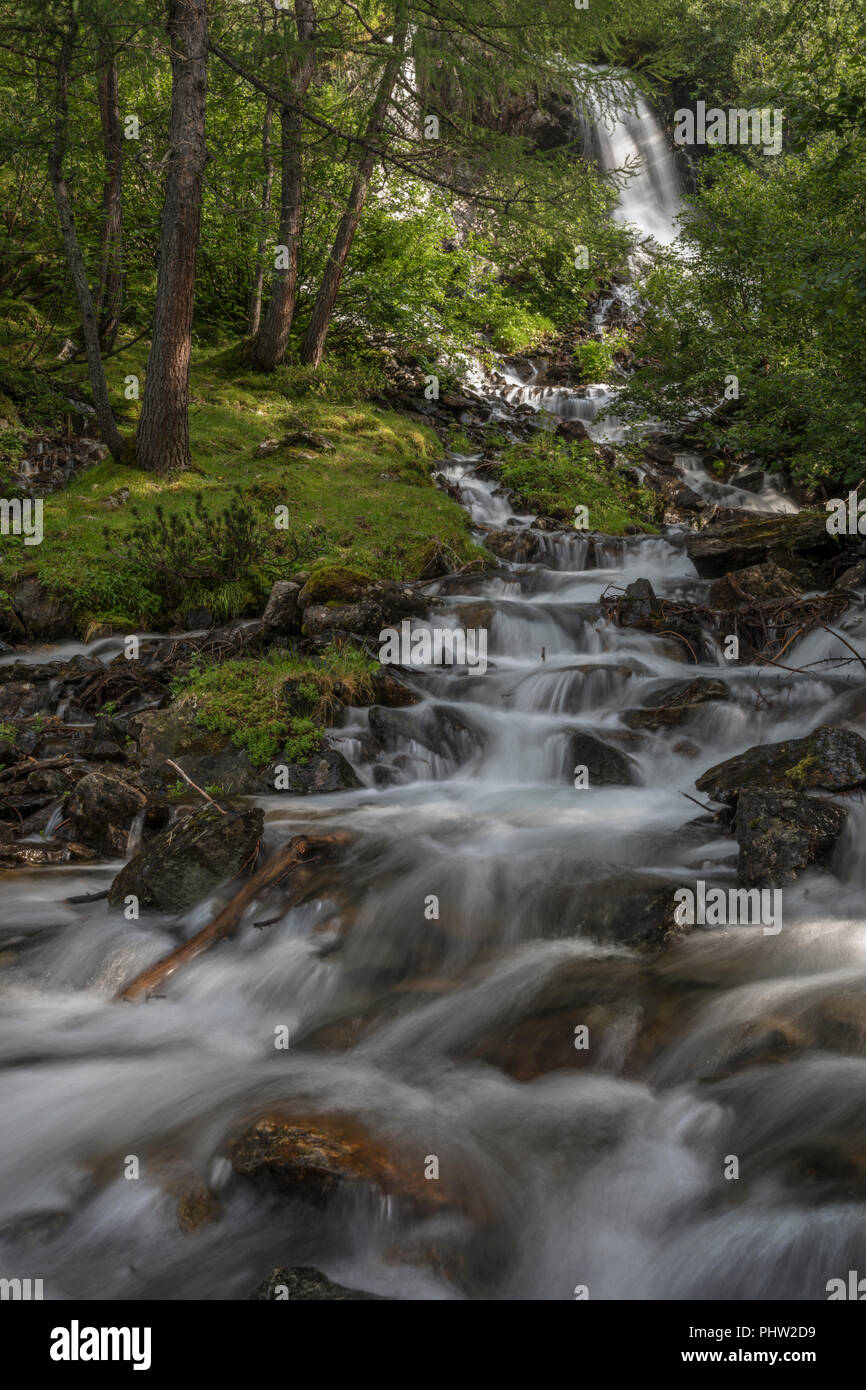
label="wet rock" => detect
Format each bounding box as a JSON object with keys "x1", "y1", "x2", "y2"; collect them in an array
[
  {"x1": 369, "y1": 703, "x2": 482, "y2": 763},
  {"x1": 833, "y1": 558, "x2": 866, "y2": 592},
  {"x1": 251, "y1": 1266, "x2": 387, "y2": 1301},
  {"x1": 623, "y1": 676, "x2": 730, "y2": 730},
  {"x1": 0, "y1": 681, "x2": 41, "y2": 720},
  {"x1": 368, "y1": 669, "x2": 420, "y2": 707},
  {"x1": 176, "y1": 1182, "x2": 223, "y2": 1234},
  {"x1": 672, "y1": 485, "x2": 705, "y2": 511},
  {"x1": 262, "y1": 580, "x2": 300, "y2": 634},
  {"x1": 642, "y1": 442, "x2": 677, "y2": 468},
  {"x1": 131, "y1": 706, "x2": 274, "y2": 796},
  {"x1": 107, "y1": 803, "x2": 264, "y2": 913},
  {"x1": 463, "y1": 954, "x2": 648, "y2": 1080},
  {"x1": 230, "y1": 1113, "x2": 456, "y2": 1214},
  {"x1": 696, "y1": 726, "x2": 866, "y2": 804},
  {"x1": 565, "y1": 874, "x2": 685, "y2": 949},
  {"x1": 62, "y1": 772, "x2": 147, "y2": 858},
  {"x1": 617, "y1": 577, "x2": 662, "y2": 627},
  {"x1": 734, "y1": 789, "x2": 848, "y2": 888},
  {"x1": 736, "y1": 467, "x2": 765, "y2": 493},
  {"x1": 7, "y1": 580, "x2": 74, "y2": 639},
  {"x1": 555, "y1": 419, "x2": 589, "y2": 443},
  {"x1": 685, "y1": 512, "x2": 843, "y2": 583},
  {"x1": 565, "y1": 729, "x2": 640, "y2": 785},
  {"x1": 0, "y1": 841, "x2": 97, "y2": 867},
  {"x1": 276, "y1": 743, "x2": 361, "y2": 794},
  {"x1": 708, "y1": 562, "x2": 802, "y2": 609},
  {"x1": 483, "y1": 528, "x2": 542, "y2": 564}
]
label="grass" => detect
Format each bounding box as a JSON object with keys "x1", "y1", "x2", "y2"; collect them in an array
[
  {"x1": 173, "y1": 641, "x2": 379, "y2": 766},
  {"x1": 499, "y1": 433, "x2": 661, "y2": 534},
  {"x1": 0, "y1": 343, "x2": 481, "y2": 634}
]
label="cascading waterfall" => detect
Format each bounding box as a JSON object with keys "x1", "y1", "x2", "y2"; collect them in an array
[
  {"x1": 1, "y1": 82, "x2": 865, "y2": 1304},
  {"x1": 577, "y1": 70, "x2": 684, "y2": 248}
]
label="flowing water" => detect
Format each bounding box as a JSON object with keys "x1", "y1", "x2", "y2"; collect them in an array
[{"x1": 3, "y1": 86, "x2": 866, "y2": 1306}]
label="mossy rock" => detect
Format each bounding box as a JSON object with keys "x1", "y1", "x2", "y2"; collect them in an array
[
  {"x1": 300, "y1": 565, "x2": 376, "y2": 606},
  {"x1": 697, "y1": 726, "x2": 866, "y2": 805}
]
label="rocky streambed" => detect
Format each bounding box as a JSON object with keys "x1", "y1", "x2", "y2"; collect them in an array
[{"x1": 3, "y1": 374, "x2": 866, "y2": 1300}]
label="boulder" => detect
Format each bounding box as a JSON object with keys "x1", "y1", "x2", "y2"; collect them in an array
[
  {"x1": 616, "y1": 577, "x2": 662, "y2": 628},
  {"x1": 230, "y1": 1112, "x2": 457, "y2": 1214},
  {"x1": 131, "y1": 706, "x2": 272, "y2": 796},
  {"x1": 483, "y1": 528, "x2": 542, "y2": 564},
  {"x1": 833, "y1": 558, "x2": 866, "y2": 592},
  {"x1": 0, "y1": 681, "x2": 41, "y2": 721},
  {"x1": 262, "y1": 580, "x2": 300, "y2": 634},
  {"x1": 736, "y1": 467, "x2": 765, "y2": 494},
  {"x1": 369, "y1": 703, "x2": 482, "y2": 763},
  {"x1": 623, "y1": 676, "x2": 730, "y2": 730},
  {"x1": 276, "y1": 744, "x2": 361, "y2": 794},
  {"x1": 107, "y1": 803, "x2": 264, "y2": 913},
  {"x1": 565, "y1": 729, "x2": 640, "y2": 786},
  {"x1": 685, "y1": 512, "x2": 843, "y2": 582},
  {"x1": 555, "y1": 419, "x2": 590, "y2": 443},
  {"x1": 696, "y1": 726, "x2": 866, "y2": 805},
  {"x1": 7, "y1": 580, "x2": 74, "y2": 639},
  {"x1": 734, "y1": 789, "x2": 848, "y2": 888},
  {"x1": 63, "y1": 772, "x2": 147, "y2": 858}
]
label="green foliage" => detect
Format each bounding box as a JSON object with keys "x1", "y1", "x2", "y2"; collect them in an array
[
  {"x1": 499, "y1": 434, "x2": 659, "y2": 532},
  {"x1": 618, "y1": 135, "x2": 866, "y2": 487},
  {"x1": 175, "y1": 642, "x2": 378, "y2": 767},
  {"x1": 101, "y1": 486, "x2": 271, "y2": 613}
]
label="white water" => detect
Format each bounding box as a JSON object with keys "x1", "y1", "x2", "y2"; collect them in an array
[
  {"x1": 578, "y1": 72, "x2": 683, "y2": 248},
  {"x1": 2, "y1": 82, "x2": 865, "y2": 1304}
]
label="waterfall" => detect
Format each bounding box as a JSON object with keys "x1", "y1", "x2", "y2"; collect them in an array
[{"x1": 578, "y1": 72, "x2": 683, "y2": 247}]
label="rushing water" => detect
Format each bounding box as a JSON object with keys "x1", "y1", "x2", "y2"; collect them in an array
[
  {"x1": 3, "y1": 444, "x2": 866, "y2": 1301},
  {"x1": 3, "y1": 86, "x2": 866, "y2": 1306}
]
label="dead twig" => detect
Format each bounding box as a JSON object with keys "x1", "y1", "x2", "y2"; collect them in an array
[
  {"x1": 164, "y1": 759, "x2": 225, "y2": 813},
  {"x1": 116, "y1": 831, "x2": 352, "y2": 1002}
]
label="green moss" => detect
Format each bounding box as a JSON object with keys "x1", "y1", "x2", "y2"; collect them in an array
[
  {"x1": 784, "y1": 753, "x2": 819, "y2": 787},
  {"x1": 5, "y1": 347, "x2": 482, "y2": 635},
  {"x1": 174, "y1": 642, "x2": 378, "y2": 767},
  {"x1": 302, "y1": 564, "x2": 375, "y2": 605},
  {"x1": 499, "y1": 434, "x2": 659, "y2": 534}
]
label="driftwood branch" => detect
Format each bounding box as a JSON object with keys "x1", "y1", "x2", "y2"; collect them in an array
[
  {"x1": 116, "y1": 831, "x2": 351, "y2": 1002},
  {"x1": 165, "y1": 758, "x2": 225, "y2": 813}
]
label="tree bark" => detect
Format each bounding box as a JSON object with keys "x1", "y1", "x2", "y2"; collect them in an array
[
  {"x1": 136, "y1": 0, "x2": 208, "y2": 474},
  {"x1": 250, "y1": 0, "x2": 316, "y2": 370},
  {"x1": 95, "y1": 38, "x2": 124, "y2": 351},
  {"x1": 47, "y1": 19, "x2": 124, "y2": 460},
  {"x1": 300, "y1": 0, "x2": 408, "y2": 367},
  {"x1": 247, "y1": 98, "x2": 275, "y2": 337}
]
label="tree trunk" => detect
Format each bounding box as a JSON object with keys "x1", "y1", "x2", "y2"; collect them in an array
[
  {"x1": 48, "y1": 20, "x2": 124, "y2": 460},
  {"x1": 247, "y1": 99, "x2": 274, "y2": 337},
  {"x1": 136, "y1": 0, "x2": 208, "y2": 474},
  {"x1": 95, "y1": 39, "x2": 124, "y2": 352},
  {"x1": 250, "y1": 0, "x2": 316, "y2": 370},
  {"x1": 300, "y1": 0, "x2": 408, "y2": 368}
]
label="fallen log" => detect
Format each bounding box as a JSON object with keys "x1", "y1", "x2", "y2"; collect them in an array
[{"x1": 116, "y1": 830, "x2": 352, "y2": 1002}]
